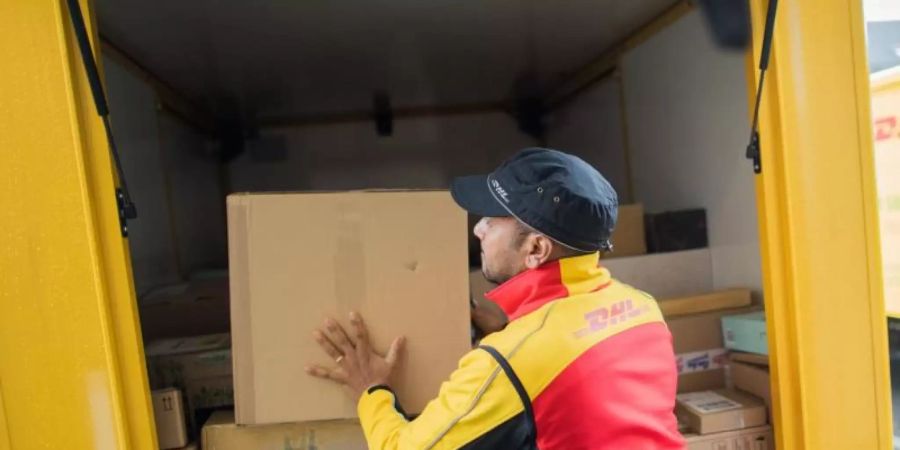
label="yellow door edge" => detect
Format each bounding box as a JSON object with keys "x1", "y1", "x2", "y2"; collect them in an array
[
  {"x1": 0, "y1": 0, "x2": 156, "y2": 448},
  {"x1": 747, "y1": 0, "x2": 892, "y2": 448}
]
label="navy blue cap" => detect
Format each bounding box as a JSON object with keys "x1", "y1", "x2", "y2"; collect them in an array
[{"x1": 450, "y1": 148, "x2": 618, "y2": 252}]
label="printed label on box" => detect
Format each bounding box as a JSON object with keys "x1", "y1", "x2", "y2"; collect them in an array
[
  {"x1": 677, "y1": 391, "x2": 743, "y2": 414},
  {"x1": 676, "y1": 348, "x2": 729, "y2": 374}
]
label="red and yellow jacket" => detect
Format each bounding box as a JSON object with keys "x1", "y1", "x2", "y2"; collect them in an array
[{"x1": 358, "y1": 252, "x2": 685, "y2": 449}]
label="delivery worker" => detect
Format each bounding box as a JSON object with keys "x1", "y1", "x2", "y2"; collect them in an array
[{"x1": 306, "y1": 148, "x2": 684, "y2": 449}]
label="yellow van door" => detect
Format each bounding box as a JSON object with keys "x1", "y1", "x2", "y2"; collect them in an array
[
  {"x1": 746, "y1": 0, "x2": 892, "y2": 448},
  {"x1": 0, "y1": 1, "x2": 156, "y2": 449}
]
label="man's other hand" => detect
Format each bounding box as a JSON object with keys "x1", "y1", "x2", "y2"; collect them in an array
[
  {"x1": 306, "y1": 312, "x2": 405, "y2": 400},
  {"x1": 471, "y1": 297, "x2": 508, "y2": 336}
]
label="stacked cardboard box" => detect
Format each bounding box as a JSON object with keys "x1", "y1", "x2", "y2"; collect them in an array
[
  {"x1": 723, "y1": 311, "x2": 769, "y2": 355},
  {"x1": 145, "y1": 333, "x2": 234, "y2": 432},
  {"x1": 227, "y1": 190, "x2": 472, "y2": 425},
  {"x1": 140, "y1": 276, "x2": 230, "y2": 342},
  {"x1": 676, "y1": 389, "x2": 766, "y2": 434},
  {"x1": 683, "y1": 425, "x2": 774, "y2": 450},
  {"x1": 152, "y1": 388, "x2": 188, "y2": 449},
  {"x1": 730, "y1": 353, "x2": 772, "y2": 414},
  {"x1": 201, "y1": 411, "x2": 365, "y2": 450},
  {"x1": 605, "y1": 204, "x2": 647, "y2": 258}
]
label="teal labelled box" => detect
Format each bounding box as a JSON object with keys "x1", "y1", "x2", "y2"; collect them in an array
[{"x1": 722, "y1": 311, "x2": 768, "y2": 355}]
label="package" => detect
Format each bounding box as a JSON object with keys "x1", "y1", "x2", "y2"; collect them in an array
[
  {"x1": 667, "y1": 307, "x2": 759, "y2": 393},
  {"x1": 201, "y1": 410, "x2": 365, "y2": 450},
  {"x1": 658, "y1": 289, "x2": 752, "y2": 318},
  {"x1": 683, "y1": 425, "x2": 774, "y2": 450},
  {"x1": 145, "y1": 333, "x2": 234, "y2": 430},
  {"x1": 676, "y1": 389, "x2": 766, "y2": 435},
  {"x1": 645, "y1": 209, "x2": 708, "y2": 253},
  {"x1": 151, "y1": 388, "x2": 188, "y2": 449},
  {"x1": 602, "y1": 248, "x2": 712, "y2": 299},
  {"x1": 139, "y1": 276, "x2": 230, "y2": 342},
  {"x1": 731, "y1": 360, "x2": 772, "y2": 410},
  {"x1": 228, "y1": 191, "x2": 471, "y2": 424},
  {"x1": 722, "y1": 311, "x2": 768, "y2": 355},
  {"x1": 605, "y1": 204, "x2": 647, "y2": 258}
]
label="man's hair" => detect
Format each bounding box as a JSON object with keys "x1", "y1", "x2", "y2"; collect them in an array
[{"x1": 511, "y1": 220, "x2": 594, "y2": 258}]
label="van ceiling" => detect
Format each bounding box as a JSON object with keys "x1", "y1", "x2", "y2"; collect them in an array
[{"x1": 96, "y1": 0, "x2": 678, "y2": 121}]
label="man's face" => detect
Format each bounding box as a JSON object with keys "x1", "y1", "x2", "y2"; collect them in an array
[{"x1": 474, "y1": 216, "x2": 530, "y2": 284}]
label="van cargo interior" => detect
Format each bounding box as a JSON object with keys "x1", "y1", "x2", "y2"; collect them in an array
[{"x1": 96, "y1": 0, "x2": 766, "y2": 443}]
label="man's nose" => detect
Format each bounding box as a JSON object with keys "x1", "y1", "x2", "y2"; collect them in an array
[{"x1": 473, "y1": 217, "x2": 488, "y2": 240}]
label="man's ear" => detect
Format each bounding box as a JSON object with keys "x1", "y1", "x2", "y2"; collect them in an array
[{"x1": 524, "y1": 234, "x2": 555, "y2": 269}]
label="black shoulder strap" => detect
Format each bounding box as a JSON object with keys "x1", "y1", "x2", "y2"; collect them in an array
[{"x1": 479, "y1": 345, "x2": 537, "y2": 447}]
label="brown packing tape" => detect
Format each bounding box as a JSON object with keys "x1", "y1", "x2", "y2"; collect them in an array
[
  {"x1": 227, "y1": 194, "x2": 256, "y2": 424},
  {"x1": 334, "y1": 195, "x2": 366, "y2": 313}
]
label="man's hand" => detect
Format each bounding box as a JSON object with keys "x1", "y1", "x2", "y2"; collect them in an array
[
  {"x1": 471, "y1": 296, "x2": 508, "y2": 336},
  {"x1": 306, "y1": 312, "x2": 405, "y2": 400}
]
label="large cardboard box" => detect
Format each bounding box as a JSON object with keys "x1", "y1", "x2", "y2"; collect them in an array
[
  {"x1": 145, "y1": 333, "x2": 234, "y2": 430},
  {"x1": 228, "y1": 191, "x2": 471, "y2": 424},
  {"x1": 684, "y1": 425, "x2": 774, "y2": 450},
  {"x1": 731, "y1": 360, "x2": 772, "y2": 411},
  {"x1": 152, "y1": 388, "x2": 188, "y2": 449},
  {"x1": 605, "y1": 204, "x2": 647, "y2": 258},
  {"x1": 676, "y1": 389, "x2": 766, "y2": 435},
  {"x1": 667, "y1": 307, "x2": 759, "y2": 393},
  {"x1": 722, "y1": 311, "x2": 768, "y2": 355},
  {"x1": 201, "y1": 410, "x2": 365, "y2": 450},
  {"x1": 602, "y1": 248, "x2": 713, "y2": 299}
]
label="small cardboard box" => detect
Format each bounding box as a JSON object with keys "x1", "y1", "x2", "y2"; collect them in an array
[
  {"x1": 152, "y1": 388, "x2": 188, "y2": 449},
  {"x1": 228, "y1": 191, "x2": 471, "y2": 424},
  {"x1": 605, "y1": 204, "x2": 647, "y2": 258},
  {"x1": 658, "y1": 289, "x2": 752, "y2": 318},
  {"x1": 683, "y1": 425, "x2": 774, "y2": 450},
  {"x1": 731, "y1": 360, "x2": 772, "y2": 411},
  {"x1": 676, "y1": 389, "x2": 767, "y2": 435},
  {"x1": 667, "y1": 307, "x2": 759, "y2": 393},
  {"x1": 201, "y1": 410, "x2": 365, "y2": 450},
  {"x1": 602, "y1": 248, "x2": 712, "y2": 299},
  {"x1": 145, "y1": 334, "x2": 234, "y2": 429},
  {"x1": 722, "y1": 311, "x2": 768, "y2": 355}
]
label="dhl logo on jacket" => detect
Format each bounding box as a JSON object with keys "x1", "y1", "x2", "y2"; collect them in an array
[{"x1": 358, "y1": 253, "x2": 684, "y2": 449}]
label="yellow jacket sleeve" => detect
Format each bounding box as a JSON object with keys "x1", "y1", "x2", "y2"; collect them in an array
[{"x1": 357, "y1": 347, "x2": 529, "y2": 450}]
